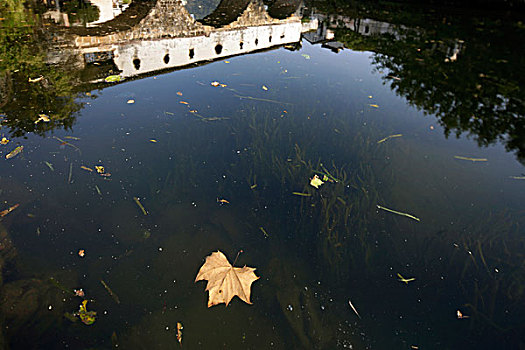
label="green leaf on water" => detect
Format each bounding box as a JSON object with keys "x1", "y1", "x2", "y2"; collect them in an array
[
  {"x1": 78, "y1": 300, "x2": 96, "y2": 325},
  {"x1": 104, "y1": 75, "x2": 124, "y2": 83}
]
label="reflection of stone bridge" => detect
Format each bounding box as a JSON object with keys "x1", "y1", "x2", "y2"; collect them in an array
[{"x1": 49, "y1": 0, "x2": 315, "y2": 79}]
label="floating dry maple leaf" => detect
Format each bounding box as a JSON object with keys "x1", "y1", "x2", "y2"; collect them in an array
[{"x1": 195, "y1": 250, "x2": 259, "y2": 307}]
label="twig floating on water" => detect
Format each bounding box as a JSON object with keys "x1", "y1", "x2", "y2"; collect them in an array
[
  {"x1": 133, "y1": 197, "x2": 148, "y2": 215},
  {"x1": 348, "y1": 300, "x2": 361, "y2": 319},
  {"x1": 44, "y1": 161, "x2": 54, "y2": 171},
  {"x1": 0, "y1": 203, "x2": 19, "y2": 219},
  {"x1": 233, "y1": 94, "x2": 292, "y2": 105},
  {"x1": 377, "y1": 205, "x2": 420, "y2": 222},
  {"x1": 292, "y1": 192, "x2": 311, "y2": 197},
  {"x1": 259, "y1": 226, "x2": 269, "y2": 238},
  {"x1": 509, "y1": 176, "x2": 525, "y2": 180},
  {"x1": 68, "y1": 162, "x2": 73, "y2": 184},
  {"x1": 454, "y1": 156, "x2": 487, "y2": 162},
  {"x1": 100, "y1": 280, "x2": 120, "y2": 304},
  {"x1": 397, "y1": 273, "x2": 416, "y2": 284},
  {"x1": 377, "y1": 134, "x2": 403, "y2": 144},
  {"x1": 53, "y1": 136, "x2": 82, "y2": 154}
]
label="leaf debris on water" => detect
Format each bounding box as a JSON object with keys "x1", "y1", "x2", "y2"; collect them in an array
[
  {"x1": 397, "y1": 273, "x2": 416, "y2": 284},
  {"x1": 44, "y1": 161, "x2": 54, "y2": 171},
  {"x1": 0, "y1": 204, "x2": 19, "y2": 219},
  {"x1": 377, "y1": 134, "x2": 403, "y2": 144},
  {"x1": 35, "y1": 114, "x2": 50, "y2": 123},
  {"x1": 105, "y1": 75, "x2": 123, "y2": 83},
  {"x1": 68, "y1": 162, "x2": 73, "y2": 184},
  {"x1": 195, "y1": 250, "x2": 259, "y2": 307},
  {"x1": 259, "y1": 226, "x2": 269, "y2": 238},
  {"x1": 100, "y1": 280, "x2": 120, "y2": 304},
  {"x1": 28, "y1": 76, "x2": 44, "y2": 83},
  {"x1": 377, "y1": 204, "x2": 420, "y2": 222},
  {"x1": 5, "y1": 145, "x2": 23, "y2": 159},
  {"x1": 348, "y1": 300, "x2": 361, "y2": 319},
  {"x1": 454, "y1": 155, "x2": 487, "y2": 162},
  {"x1": 133, "y1": 197, "x2": 148, "y2": 215},
  {"x1": 292, "y1": 192, "x2": 312, "y2": 197},
  {"x1": 52, "y1": 136, "x2": 81, "y2": 154},
  {"x1": 78, "y1": 300, "x2": 96, "y2": 325},
  {"x1": 310, "y1": 174, "x2": 324, "y2": 189},
  {"x1": 457, "y1": 310, "x2": 470, "y2": 319},
  {"x1": 176, "y1": 322, "x2": 183, "y2": 345}
]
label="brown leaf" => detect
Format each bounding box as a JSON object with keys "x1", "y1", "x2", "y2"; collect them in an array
[{"x1": 195, "y1": 251, "x2": 259, "y2": 307}]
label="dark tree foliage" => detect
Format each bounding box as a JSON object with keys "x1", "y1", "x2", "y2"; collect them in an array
[
  {"x1": 0, "y1": 0, "x2": 86, "y2": 138},
  {"x1": 331, "y1": 4, "x2": 525, "y2": 161}
]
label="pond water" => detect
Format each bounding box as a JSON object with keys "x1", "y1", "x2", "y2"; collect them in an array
[{"x1": 1, "y1": 0, "x2": 524, "y2": 349}]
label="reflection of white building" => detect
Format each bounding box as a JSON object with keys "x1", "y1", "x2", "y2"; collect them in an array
[
  {"x1": 87, "y1": 0, "x2": 130, "y2": 26},
  {"x1": 47, "y1": 0, "x2": 319, "y2": 81},
  {"x1": 304, "y1": 13, "x2": 399, "y2": 44},
  {"x1": 83, "y1": 21, "x2": 305, "y2": 78}
]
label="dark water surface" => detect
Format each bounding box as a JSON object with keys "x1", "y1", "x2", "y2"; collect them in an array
[{"x1": 1, "y1": 0, "x2": 524, "y2": 349}]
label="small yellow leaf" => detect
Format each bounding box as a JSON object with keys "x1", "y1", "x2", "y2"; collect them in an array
[
  {"x1": 95, "y1": 166, "x2": 105, "y2": 174},
  {"x1": 127, "y1": 99, "x2": 135, "y2": 104},
  {"x1": 211, "y1": 81, "x2": 220, "y2": 87},
  {"x1": 310, "y1": 174, "x2": 324, "y2": 189},
  {"x1": 224, "y1": 60, "x2": 230, "y2": 63},
  {"x1": 176, "y1": 91, "x2": 183, "y2": 96},
  {"x1": 149, "y1": 139, "x2": 157, "y2": 143},
  {"x1": 176, "y1": 322, "x2": 183, "y2": 345},
  {"x1": 0, "y1": 137, "x2": 9, "y2": 145},
  {"x1": 35, "y1": 114, "x2": 50, "y2": 123},
  {"x1": 179, "y1": 101, "x2": 189, "y2": 105},
  {"x1": 262, "y1": 85, "x2": 268, "y2": 91},
  {"x1": 369, "y1": 104, "x2": 379, "y2": 108}
]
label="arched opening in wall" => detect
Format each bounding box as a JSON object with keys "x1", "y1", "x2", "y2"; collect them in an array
[
  {"x1": 215, "y1": 44, "x2": 223, "y2": 55},
  {"x1": 365, "y1": 26, "x2": 369, "y2": 34},
  {"x1": 189, "y1": 48, "x2": 195, "y2": 59},
  {"x1": 164, "y1": 54, "x2": 170, "y2": 64},
  {"x1": 239, "y1": 41, "x2": 243, "y2": 50},
  {"x1": 269, "y1": 35, "x2": 272, "y2": 42},
  {"x1": 255, "y1": 38, "x2": 258, "y2": 46},
  {"x1": 133, "y1": 58, "x2": 141, "y2": 70}
]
